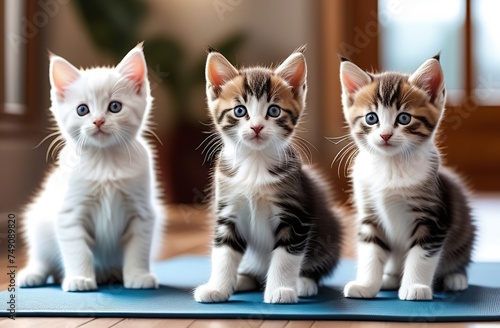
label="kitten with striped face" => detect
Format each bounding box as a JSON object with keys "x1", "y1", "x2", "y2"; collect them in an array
[
  {"x1": 194, "y1": 48, "x2": 343, "y2": 304},
  {"x1": 339, "y1": 56, "x2": 475, "y2": 301}
]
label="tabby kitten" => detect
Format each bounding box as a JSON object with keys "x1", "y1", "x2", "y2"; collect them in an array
[
  {"x1": 194, "y1": 48, "x2": 343, "y2": 304},
  {"x1": 19, "y1": 44, "x2": 164, "y2": 291},
  {"x1": 339, "y1": 56, "x2": 475, "y2": 300}
]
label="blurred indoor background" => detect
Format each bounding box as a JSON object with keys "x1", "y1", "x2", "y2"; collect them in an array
[{"x1": 1, "y1": 0, "x2": 499, "y2": 215}]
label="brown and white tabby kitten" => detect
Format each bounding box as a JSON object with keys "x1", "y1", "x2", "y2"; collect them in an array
[
  {"x1": 194, "y1": 48, "x2": 343, "y2": 304},
  {"x1": 339, "y1": 56, "x2": 475, "y2": 301}
]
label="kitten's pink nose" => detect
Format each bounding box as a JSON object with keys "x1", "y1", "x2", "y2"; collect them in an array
[
  {"x1": 380, "y1": 133, "x2": 392, "y2": 142},
  {"x1": 251, "y1": 125, "x2": 263, "y2": 135},
  {"x1": 94, "y1": 119, "x2": 105, "y2": 128}
]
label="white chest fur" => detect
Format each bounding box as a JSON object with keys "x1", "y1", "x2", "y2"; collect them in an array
[
  {"x1": 58, "y1": 142, "x2": 152, "y2": 267},
  {"x1": 220, "y1": 146, "x2": 283, "y2": 190},
  {"x1": 234, "y1": 193, "x2": 279, "y2": 278},
  {"x1": 217, "y1": 148, "x2": 284, "y2": 277},
  {"x1": 352, "y1": 146, "x2": 436, "y2": 249}
]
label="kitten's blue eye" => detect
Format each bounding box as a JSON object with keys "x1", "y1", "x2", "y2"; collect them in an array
[
  {"x1": 108, "y1": 101, "x2": 122, "y2": 113},
  {"x1": 267, "y1": 105, "x2": 281, "y2": 118},
  {"x1": 76, "y1": 104, "x2": 89, "y2": 116},
  {"x1": 365, "y1": 112, "x2": 378, "y2": 125},
  {"x1": 234, "y1": 105, "x2": 247, "y2": 118},
  {"x1": 396, "y1": 113, "x2": 411, "y2": 125}
]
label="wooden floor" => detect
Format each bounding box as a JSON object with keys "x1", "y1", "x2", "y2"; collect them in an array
[{"x1": 1, "y1": 205, "x2": 498, "y2": 328}]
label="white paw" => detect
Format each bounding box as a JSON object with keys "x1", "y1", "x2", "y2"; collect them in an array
[
  {"x1": 18, "y1": 270, "x2": 47, "y2": 287},
  {"x1": 344, "y1": 281, "x2": 379, "y2": 298},
  {"x1": 194, "y1": 284, "x2": 231, "y2": 303},
  {"x1": 264, "y1": 287, "x2": 298, "y2": 304},
  {"x1": 399, "y1": 283, "x2": 433, "y2": 300},
  {"x1": 297, "y1": 277, "x2": 318, "y2": 297},
  {"x1": 62, "y1": 276, "x2": 97, "y2": 292},
  {"x1": 124, "y1": 272, "x2": 158, "y2": 289},
  {"x1": 443, "y1": 273, "x2": 468, "y2": 291},
  {"x1": 381, "y1": 273, "x2": 400, "y2": 290}
]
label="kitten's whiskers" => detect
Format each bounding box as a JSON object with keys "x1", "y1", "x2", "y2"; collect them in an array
[
  {"x1": 115, "y1": 129, "x2": 132, "y2": 165},
  {"x1": 292, "y1": 137, "x2": 313, "y2": 165},
  {"x1": 198, "y1": 132, "x2": 223, "y2": 165},
  {"x1": 326, "y1": 133, "x2": 351, "y2": 145}
]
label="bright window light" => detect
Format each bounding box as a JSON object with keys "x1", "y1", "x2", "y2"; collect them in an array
[
  {"x1": 378, "y1": 0, "x2": 465, "y2": 103},
  {"x1": 473, "y1": 0, "x2": 500, "y2": 104}
]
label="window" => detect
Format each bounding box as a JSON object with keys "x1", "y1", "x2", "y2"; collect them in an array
[
  {"x1": 472, "y1": 0, "x2": 500, "y2": 104},
  {"x1": 380, "y1": 0, "x2": 500, "y2": 191},
  {"x1": 379, "y1": 0, "x2": 465, "y2": 103},
  {"x1": 0, "y1": 0, "x2": 42, "y2": 129},
  {"x1": 3, "y1": 0, "x2": 27, "y2": 116},
  {"x1": 0, "y1": 0, "x2": 45, "y2": 212},
  {"x1": 319, "y1": 0, "x2": 500, "y2": 192}
]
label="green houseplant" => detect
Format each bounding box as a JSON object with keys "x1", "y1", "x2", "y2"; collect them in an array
[{"x1": 72, "y1": 0, "x2": 245, "y2": 203}]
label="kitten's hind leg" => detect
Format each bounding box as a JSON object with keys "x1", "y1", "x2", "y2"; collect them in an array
[
  {"x1": 381, "y1": 273, "x2": 400, "y2": 290},
  {"x1": 297, "y1": 276, "x2": 318, "y2": 297},
  {"x1": 236, "y1": 274, "x2": 258, "y2": 292},
  {"x1": 19, "y1": 262, "x2": 51, "y2": 288},
  {"x1": 443, "y1": 271, "x2": 468, "y2": 291},
  {"x1": 381, "y1": 253, "x2": 403, "y2": 290},
  {"x1": 19, "y1": 217, "x2": 59, "y2": 287}
]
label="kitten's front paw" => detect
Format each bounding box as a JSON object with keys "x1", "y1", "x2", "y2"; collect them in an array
[
  {"x1": 399, "y1": 284, "x2": 432, "y2": 300},
  {"x1": 443, "y1": 273, "x2": 468, "y2": 291},
  {"x1": 297, "y1": 277, "x2": 318, "y2": 297},
  {"x1": 194, "y1": 284, "x2": 231, "y2": 303},
  {"x1": 124, "y1": 272, "x2": 158, "y2": 289},
  {"x1": 264, "y1": 287, "x2": 298, "y2": 304},
  {"x1": 344, "y1": 281, "x2": 379, "y2": 298},
  {"x1": 18, "y1": 270, "x2": 47, "y2": 288},
  {"x1": 62, "y1": 276, "x2": 97, "y2": 292},
  {"x1": 381, "y1": 273, "x2": 400, "y2": 290}
]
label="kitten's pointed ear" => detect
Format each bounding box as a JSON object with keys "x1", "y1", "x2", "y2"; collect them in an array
[
  {"x1": 275, "y1": 51, "x2": 307, "y2": 94},
  {"x1": 116, "y1": 43, "x2": 147, "y2": 94},
  {"x1": 409, "y1": 57, "x2": 445, "y2": 104},
  {"x1": 49, "y1": 55, "x2": 81, "y2": 99},
  {"x1": 206, "y1": 52, "x2": 239, "y2": 92},
  {"x1": 340, "y1": 60, "x2": 372, "y2": 96}
]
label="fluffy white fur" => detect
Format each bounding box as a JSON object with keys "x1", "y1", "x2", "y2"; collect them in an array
[{"x1": 19, "y1": 44, "x2": 164, "y2": 292}]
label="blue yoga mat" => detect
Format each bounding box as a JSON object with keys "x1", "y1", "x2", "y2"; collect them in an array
[{"x1": 1, "y1": 256, "x2": 499, "y2": 321}]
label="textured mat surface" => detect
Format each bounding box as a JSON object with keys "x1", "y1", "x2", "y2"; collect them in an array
[{"x1": 1, "y1": 256, "x2": 499, "y2": 321}]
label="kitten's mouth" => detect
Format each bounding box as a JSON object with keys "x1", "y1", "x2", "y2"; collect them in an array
[
  {"x1": 92, "y1": 129, "x2": 109, "y2": 137},
  {"x1": 250, "y1": 135, "x2": 265, "y2": 143}
]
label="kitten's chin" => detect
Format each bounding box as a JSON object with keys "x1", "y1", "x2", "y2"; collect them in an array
[{"x1": 86, "y1": 133, "x2": 121, "y2": 148}]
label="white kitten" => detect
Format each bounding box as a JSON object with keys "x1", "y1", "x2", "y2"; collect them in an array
[{"x1": 19, "y1": 44, "x2": 165, "y2": 292}]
